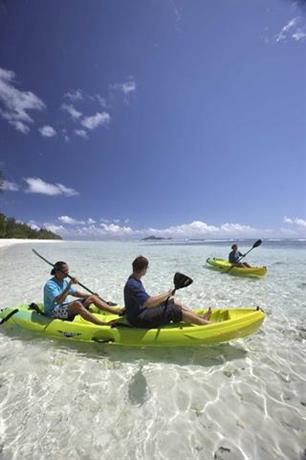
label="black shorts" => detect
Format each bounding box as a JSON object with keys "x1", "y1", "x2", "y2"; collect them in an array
[{"x1": 129, "y1": 300, "x2": 182, "y2": 329}]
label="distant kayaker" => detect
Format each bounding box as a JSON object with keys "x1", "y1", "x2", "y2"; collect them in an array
[
  {"x1": 228, "y1": 244, "x2": 251, "y2": 268},
  {"x1": 124, "y1": 256, "x2": 212, "y2": 328},
  {"x1": 43, "y1": 261, "x2": 124, "y2": 324}
]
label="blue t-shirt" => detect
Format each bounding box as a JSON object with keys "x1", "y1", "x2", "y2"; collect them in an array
[
  {"x1": 228, "y1": 250, "x2": 243, "y2": 263},
  {"x1": 124, "y1": 275, "x2": 150, "y2": 321},
  {"x1": 43, "y1": 277, "x2": 75, "y2": 315}
]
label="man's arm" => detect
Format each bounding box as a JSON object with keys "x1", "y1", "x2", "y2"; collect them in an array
[{"x1": 144, "y1": 289, "x2": 173, "y2": 308}]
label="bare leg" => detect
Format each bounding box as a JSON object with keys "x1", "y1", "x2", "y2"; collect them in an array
[
  {"x1": 181, "y1": 309, "x2": 211, "y2": 325},
  {"x1": 171, "y1": 297, "x2": 212, "y2": 320},
  {"x1": 83, "y1": 295, "x2": 124, "y2": 315},
  {"x1": 68, "y1": 301, "x2": 108, "y2": 325},
  {"x1": 235, "y1": 262, "x2": 251, "y2": 268}
]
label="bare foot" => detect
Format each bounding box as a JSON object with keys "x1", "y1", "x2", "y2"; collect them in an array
[{"x1": 202, "y1": 307, "x2": 212, "y2": 320}]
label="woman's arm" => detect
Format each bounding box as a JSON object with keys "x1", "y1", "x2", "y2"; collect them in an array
[
  {"x1": 72, "y1": 290, "x2": 88, "y2": 298},
  {"x1": 54, "y1": 277, "x2": 78, "y2": 304}
]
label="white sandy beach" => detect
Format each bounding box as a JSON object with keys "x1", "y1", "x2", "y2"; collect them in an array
[{"x1": 0, "y1": 238, "x2": 63, "y2": 250}]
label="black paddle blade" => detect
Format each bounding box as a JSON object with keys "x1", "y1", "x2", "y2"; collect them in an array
[
  {"x1": 173, "y1": 272, "x2": 193, "y2": 290},
  {"x1": 252, "y1": 239, "x2": 262, "y2": 249}
]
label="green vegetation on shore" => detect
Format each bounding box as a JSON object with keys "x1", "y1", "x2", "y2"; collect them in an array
[
  {"x1": 0, "y1": 170, "x2": 61, "y2": 240},
  {"x1": 0, "y1": 213, "x2": 62, "y2": 240}
]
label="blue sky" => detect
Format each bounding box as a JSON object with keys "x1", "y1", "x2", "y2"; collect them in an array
[{"x1": 0, "y1": 0, "x2": 305, "y2": 239}]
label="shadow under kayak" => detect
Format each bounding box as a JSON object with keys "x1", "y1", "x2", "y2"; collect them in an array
[
  {"x1": 206, "y1": 257, "x2": 267, "y2": 277},
  {"x1": 0, "y1": 304, "x2": 265, "y2": 347}
]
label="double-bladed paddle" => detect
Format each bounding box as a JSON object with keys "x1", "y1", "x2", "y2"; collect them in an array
[
  {"x1": 227, "y1": 239, "x2": 262, "y2": 273},
  {"x1": 32, "y1": 249, "x2": 118, "y2": 306},
  {"x1": 0, "y1": 309, "x2": 19, "y2": 325}
]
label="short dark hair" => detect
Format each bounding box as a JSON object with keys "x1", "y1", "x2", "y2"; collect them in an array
[
  {"x1": 51, "y1": 261, "x2": 67, "y2": 275},
  {"x1": 132, "y1": 256, "x2": 149, "y2": 272},
  {"x1": 231, "y1": 244, "x2": 238, "y2": 250}
]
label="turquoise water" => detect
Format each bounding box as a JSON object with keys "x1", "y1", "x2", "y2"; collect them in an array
[{"x1": 0, "y1": 240, "x2": 305, "y2": 460}]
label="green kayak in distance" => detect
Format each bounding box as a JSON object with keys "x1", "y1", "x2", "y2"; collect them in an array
[{"x1": 206, "y1": 257, "x2": 267, "y2": 277}]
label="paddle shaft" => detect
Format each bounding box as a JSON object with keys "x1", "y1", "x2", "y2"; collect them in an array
[
  {"x1": 236, "y1": 247, "x2": 252, "y2": 263},
  {"x1": 0, "y1": 309, "x2": 19, "y2": 325},
  {"x1": 32, "y1": 249, "x2": 112, "y2": 304}
]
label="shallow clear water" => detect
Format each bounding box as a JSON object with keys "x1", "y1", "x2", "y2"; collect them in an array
[{"x1": 0, "y1": 241, "x2": 305, "y2": 460}]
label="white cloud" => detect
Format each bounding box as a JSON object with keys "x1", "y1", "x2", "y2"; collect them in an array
[
  {"x1": 81, "y1": 112, "x2": 110, "y2": 130},
  {"x1": 44, "y1": 221, "x2": 133, "y2": 239},
  {"x1": 0, "y1": 67, "x2": 45, "y2": 133},
  {"x1": 62, "y1": 129, "x2": 70, "y2": 142},
  {"x1": 275, "y1": 17, "x2": 306, "y2": 42},
  {"x1": 24, "y1": 177, "x2": 79, "y2": 197},
  {"x1": 9, "y1": 120, "x2": 30, "y2": 134},
  {"x1": 220, "y1": 223, "x2": 256, "y2": 234},
  {"x1": 147, "y1": 220, "x2": 219, "y2": 238},
  {"x1": 42, "y1": 219, "x2": 260, "y2": 240},
  {"x1": 27, "y1": 220, "x2": 40, "y2": 230},
  {"x1": 58, "y1": 216, "x2": 97, "y2": 225},
  {"x1": 141, "y1": 220, "x2": 261, "y2": 239},
  {"x1": 292, "y1": 30, "x2": 306, "y2": 41},
  {"x1": 37, "y1": 217, "x2": 306, "y2": 240},
  {"x1": 95, "y1": 94, "x2": 108, "y2": 108},
  {"x1": 169, "y1": 0, "x2": 182, "y2": 29},
  {"x1": 62, "y1": 103, "x2": 82, "y2": 120},
  {"x1": 58, "y1": 215, "x2": 85, "y2": 225},
  {"x1": 121, "y1": 80, "x2": 136, "y2": 95},
  {"x1": 39, "y1": 125, "x2": 57, "y2": 137},
  {"x1": 64, "y1": 89, "x2": 83, "y2": 101},
  {"x1": 0, "y1": 180, "x2": 19, "y2": 191},
  {"x1": 74, "y1": 129, "x2": 88, "y2": 139},
  {"x1": 44, "y1": 224, "x2": 68, "y2": 235},
  {"x1": 111, "y1": 78, "x2": 136, "y2": 96},
  {"x1": 101, "y1": 223, "x2": 133, "y2": 234},
  {"x1": 284, "y1": 216, "x2": 306, "y2": 227}
]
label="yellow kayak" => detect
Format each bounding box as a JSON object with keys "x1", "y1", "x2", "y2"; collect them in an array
[
  {"x1": 0, "y1": 304, "x2": 265, "y2": 347},
  {"x1": 206, "y1": 257, "x2": 267, "y2": 277}
]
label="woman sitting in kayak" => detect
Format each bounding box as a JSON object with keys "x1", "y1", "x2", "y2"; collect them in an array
[
  {"x1": 228, "y1": 244, "x2": 251, "y2": 268},
  {"x1": 124, "y1": 256, "x2": 212, "y2": 328},
  {"x1": 43, "y1": 261, "x2": 124, "y2": 324}
]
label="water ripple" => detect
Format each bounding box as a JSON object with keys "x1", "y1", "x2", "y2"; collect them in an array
[{"x1": 0, "y1": 241, "x2": 305, "y2": 459}]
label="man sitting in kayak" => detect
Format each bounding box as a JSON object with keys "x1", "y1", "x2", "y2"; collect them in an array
[
  {"x1": 124, "y1": 256, "x2": 212, "y2": 328},
  {"x1": 44, "y1": 261, "x2": 124, "y2": 324},
  {"x1": 228, "y1": 244, "x2": 251, "y2": 268}
]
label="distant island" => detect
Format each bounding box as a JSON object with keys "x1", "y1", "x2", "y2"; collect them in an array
[
  {"x1": 142, "y1": 235, "x2": 172, "y2": 241},
  {"x1": 0, "y1": 212, "x2": 62, "y2": 240}
]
